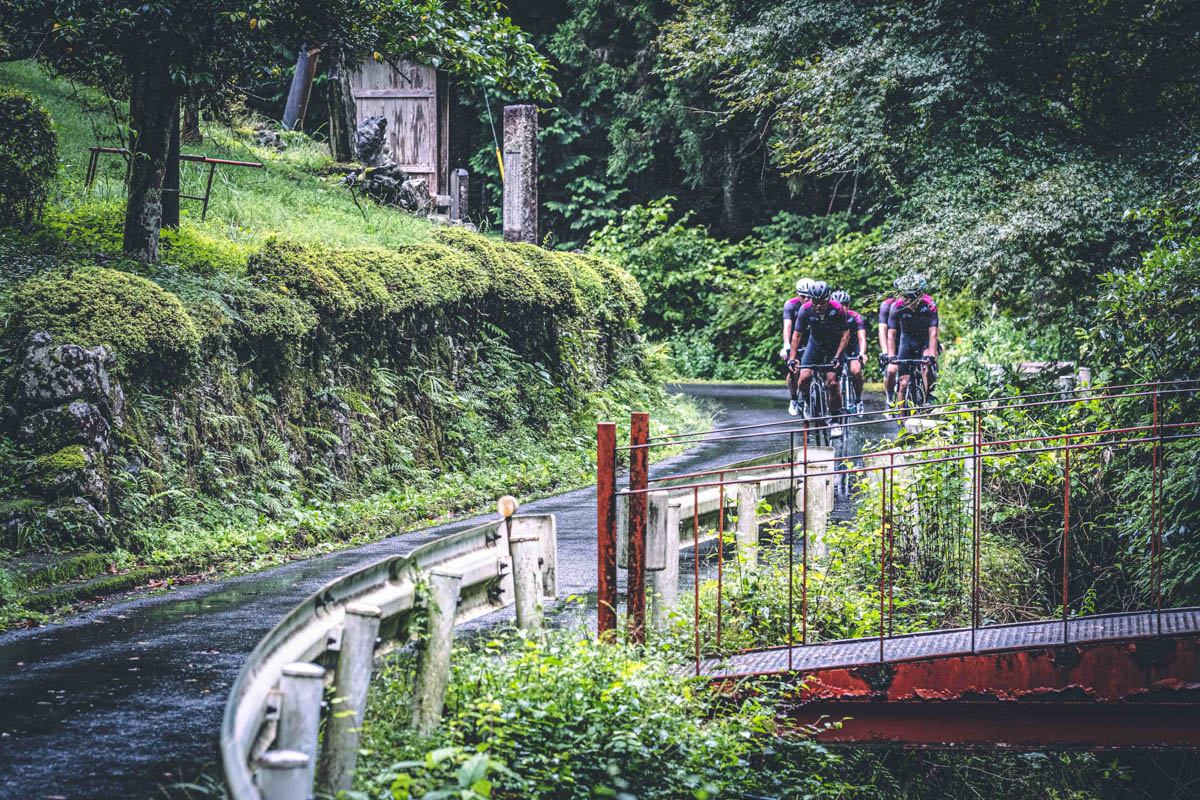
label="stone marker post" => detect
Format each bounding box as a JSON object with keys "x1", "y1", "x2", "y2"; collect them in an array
[
  {"x1": 450, "y1": 168, "x2": 469, "y2": 222},
  {"x1": 503, "y1": 105, "x2": 538, "y2": 243},
  {"x1": 647, "y1": 492, "x2": 679, "y2": 631},
  {"x1": 736, "y1": 483, "x2": 759, "y2": 575}
]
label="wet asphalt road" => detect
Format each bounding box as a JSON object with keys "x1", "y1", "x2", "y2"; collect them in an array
[{"x1": 0, "y1": 383, "x2": 893, "y2": 799}]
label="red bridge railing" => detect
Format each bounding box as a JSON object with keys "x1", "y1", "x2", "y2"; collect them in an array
[{"x1": 597, "y1": 379, "x2": 1200, "y2": 671}]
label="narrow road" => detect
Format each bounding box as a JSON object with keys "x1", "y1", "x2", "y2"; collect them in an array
[{"x1": 0, "y1": 383, "x2": 892, "y2": 799}]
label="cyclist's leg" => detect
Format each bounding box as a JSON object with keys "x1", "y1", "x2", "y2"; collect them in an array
[
  {"x1": 825, "y1": 369, "x2": 842, "y2": 417},
  {"x1": 849, "y1": 357, "x2": 863, "y2": 407},
  {"x1": 922, "y1": 344, "x2": 937, "y2": 398}
]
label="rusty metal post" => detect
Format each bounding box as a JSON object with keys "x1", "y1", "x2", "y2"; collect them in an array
[
  {"x1": 802, "y1": 432, "x2": 809, "y2": 647},
  {"x1": 716, "y1": 472, "x2": 725, "y2": 648},
  {"x1": 693, "y1": 485, "x2": 700, "y2": 676},
  {"x1": 627, "y1": 411, "x2": 649, "y2": 644},
  {"x1": 1153, "y1": 392, "x2": 1162, "y2": 636},
  {"x1": 788, "y1": 430, "x2": 795, "y2": 670},
  {"x1": 1063, "y1": 443, "x2": 1071, "y2": 645},
  {"x1": 880, "y1": 464, "x2": 887, "y2": 663},
  {"x1": 972, "y1": 410, "x2": 981, "y2": 652},
  {"x1": 596, "y1": 422, "x2": 617, "y2": 641},
  {"x1": 888, "y1": 450, "x2": 896, "y2": 635}
]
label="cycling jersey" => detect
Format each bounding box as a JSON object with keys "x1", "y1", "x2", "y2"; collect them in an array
[
  {"x1": 843, "y1": 308, "x2": 866, "y2": 356},
  {"x1": 783, "y1": 296, "x2": 809, "y2": 353},
  {"x1": 879, "y1": 295, "x2": 936, "y2": 324},
  {"x1": 888, "y1": 296, "x2": 939, "y2": 363},
  {"x1": 795, "y1": 300, "x2": 852, "y2": 368}
]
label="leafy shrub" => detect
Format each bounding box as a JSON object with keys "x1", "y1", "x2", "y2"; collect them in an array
[
  {"x1": 0, "y1": 85, "x2": 57, "y2": 228},
  {"x1": 359, "y1": 629, "x2": 850, "y2": 800},
  {"x1": 10, "y1": 266, "x2": 199, "y2": 378}
]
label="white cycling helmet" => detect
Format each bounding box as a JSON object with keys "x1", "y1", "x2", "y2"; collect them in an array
[
  {"x1": 831, "y1": 289, "x2": 850, "y2": 305},
  {"x1": 795, "y1": 277, "x2": 814, "y2": 297}
]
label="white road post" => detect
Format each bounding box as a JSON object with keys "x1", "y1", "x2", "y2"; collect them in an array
[
  {"x1": 507, "y1": 508, "x2": 545, "y2": 633},
  {"x1": 276, "y1": 662, "x2": 325, "y2": 798},
  {"x1": 736, "y1": 482, "x2": 759, "y2": 575},
  {"x1": 257, "y1": 750, "x2": 310, "y2": 800},
  {"x1": 317, "y1": 602, "x2": 381, "y2": 796},
  {"x1": 647, "y1": 491, "x2": 679, "y2": 631},
  {"x1": 411, "y1": 569, "x2": 463, "y2": 734}
]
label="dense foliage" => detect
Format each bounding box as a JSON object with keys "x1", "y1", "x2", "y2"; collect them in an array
[{"x1": 0, "y1": 86, "x2": 57, "y2": 227}]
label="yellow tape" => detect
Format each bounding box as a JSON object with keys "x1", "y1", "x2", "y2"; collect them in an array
[{"x1": 495, "y1": 147, "x2": 505, "y2": 182}]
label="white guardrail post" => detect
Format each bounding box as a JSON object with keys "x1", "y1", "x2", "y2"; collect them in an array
[
  {"x1": 411, "y1": 569, "x2": 463, "y2": 734},
  {"x1": 318, "y1": 602, "x2": 382, "y2": 796},
  {"x1": 222, "y1": 511, "x2": 558, "y2": 800},
  {"x1": 735, "y1": 482, "x2": 759, "y2": 575},
  {"x1": 275, "y1": 662, "x2": 324, "y2": 797},
  {"x1": 647, "y1": 491, "x2": 678, "y2": 631}
]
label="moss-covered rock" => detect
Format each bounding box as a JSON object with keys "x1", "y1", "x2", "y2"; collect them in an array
[
  {"x1": 11, "y1": 267, "x2": 199, "y2": 379},
  {"x1": 32, "y1": 445, "x2": 106, "y2": 504},
  {"x1": 44, "y1": 496, "x2": 114, "y2": 548},
  {"x1": 387, "y1": 242, "x2": 488, "y2": 309}
]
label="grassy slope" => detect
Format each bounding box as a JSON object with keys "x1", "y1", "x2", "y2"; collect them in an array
[
  {"x1": 0, "y1": 62, "x2": 710, "y2": 628},
  {"x1": 0, "y1": 60, "x2": 435, "y2": 254}
]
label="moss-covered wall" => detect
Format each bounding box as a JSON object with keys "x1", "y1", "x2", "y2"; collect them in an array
[{"x1": 0, "y1": 229, "x2": 646, "y2": 549}]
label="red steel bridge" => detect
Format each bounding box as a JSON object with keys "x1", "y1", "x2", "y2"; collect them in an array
[{"x1": 596, "y1": 379, "x2": 1200, "y2": 748}]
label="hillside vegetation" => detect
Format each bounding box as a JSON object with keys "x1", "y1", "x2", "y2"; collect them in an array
[{"x1": 0, "y1": 63, "x2": 701, "y2": 627}]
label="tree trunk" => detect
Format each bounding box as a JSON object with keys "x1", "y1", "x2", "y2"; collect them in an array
[
  {"x1": 162, "y1": 99, "x2": 181, "y2": 231},
  {"x1": 720, "y1": 136, "x2": 746, "y2": 239},
  {"x1": 123, "y1": 69, "x2": 177, "y2": 261},
  {"x1": 328, "y1": 49, "x2": 358, "y2": 162},
  {"x1": 182, "y1": 97, "x2": 201, "y2": 143},
  {"x1": 283, "y1": 46, "x2": 320, "y2": 131}
]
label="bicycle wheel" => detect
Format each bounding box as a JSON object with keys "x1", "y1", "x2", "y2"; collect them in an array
[
  {"x1": 807, "y1": 381, "x2": 831, "y2": 448},
  {"x1": 909, "y1": 367, "x2": 928, "y2": 412}
]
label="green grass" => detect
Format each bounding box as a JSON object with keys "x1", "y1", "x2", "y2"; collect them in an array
[{"x1": 0, "y1": 60, "x2": 437, "y2": 256}]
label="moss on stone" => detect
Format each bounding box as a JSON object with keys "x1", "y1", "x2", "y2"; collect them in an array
[
  {"x1": 33, "y1": 445, "x2": 87, "y2": 483},
  {"x1": 11, "y1": 266, "x2": 200, "y2": 378},
  {"x1": 249, "y1": 238, "x2": 388, "y2": 321},
  {"x1": 502, "y1": 242, "x2": 582, "y2": 313},
  {"x1": 388, "y1": 242, "x2": 488, "y2": 308}
]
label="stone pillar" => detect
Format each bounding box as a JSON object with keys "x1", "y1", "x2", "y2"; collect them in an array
[
  {"x1": 450, "y1": 168, "x2": 469, "y2": 222},
  {"x1": 735, "y1": 483, "x2": 759, "y2": 575},
  {"x1": 502, "y1": 105, "x2": 538, "y2": 243}
]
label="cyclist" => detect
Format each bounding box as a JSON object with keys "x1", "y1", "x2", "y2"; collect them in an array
[
  {"x1": 787, "y1": 281, "x2": 852, "y2": 435},
  {"x1": 782, "y1": 277, "x2": 814, "y2": 416},
  {"x1": 832, "y1": 290, "x2": 866, "y2": 414},
  {"x1": 878, "y1": 279, "x2": 937, "y2": 401},
  {"x1": 886, "y1": 274, "x2": 939, "y2": 414}
]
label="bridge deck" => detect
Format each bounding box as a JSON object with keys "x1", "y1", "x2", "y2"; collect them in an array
[{"x1": 694, "y1": 607, "x2": 1200, "y2": 678}]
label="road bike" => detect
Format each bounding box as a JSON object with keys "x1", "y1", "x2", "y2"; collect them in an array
[
  {"x1": 839, "y1": 355, "x2": 864, "y2": 418},
  {"x1": 892, "y1": 357, "x2": 934, "y2": 418},
  {"x1": 801, "y1": 361, "x2": 842, "y2": 448}
]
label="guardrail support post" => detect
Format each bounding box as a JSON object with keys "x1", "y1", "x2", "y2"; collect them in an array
[
  {"x1": 411, "y1": 569, "x2": 463, "y2": 734},
  {"x1": 647, "y1": 492, "x2": 678, "y2": 632},
  {"x1": 736, "y1": 483, "x2": 759, "y2": 574},
  {"x1": 627, "y1": 411, "x2": 649, "y2": 644},
  {"x1": 597, "y1": 422, "x2": 618, "y2": 641},
  {"x1": 509, "y1": 517, "x2": 545, "y2": 633},
  {"x1": 317, "y1": 602, "x2": 381, "y2": 796},
  {"x1": 805, "y1": 460, "x2": 832, "y2": 560},
  {"x1": 257, "y1": 750, "x2": 310, "y2": 800},
  {"x1": 276, "y1": 663, "x2": 325, "y2": 797}
]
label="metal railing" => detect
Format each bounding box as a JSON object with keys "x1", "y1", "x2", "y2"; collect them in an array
[
  {"x1": 221, "y1": 511, "x2": 556, "y2": 800},
  {"x1": 598, "y1": 380, "x2": 1200, "y2": 666}
]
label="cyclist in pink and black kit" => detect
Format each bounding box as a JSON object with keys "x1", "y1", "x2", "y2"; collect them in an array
[
  {"x1": 886, "y1": 273, "x2": 940, "y2": 411},
  {"x1": 831, "y1": 290, "x2": 866, "y2": 414},
  {"x1": 878, "y1": 280, "x2": 937, "y2": 401},
  {"x1": 782, "y1": 277, "x2": 814, "y2": 416},
  {"x1": 786, "y1": 281, "x2": 852, "y2": 430}
]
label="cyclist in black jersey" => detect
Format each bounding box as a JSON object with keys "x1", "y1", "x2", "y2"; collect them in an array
[
  {"x1": 782, "y1": 277, "x2": 814, "y2": 415},
  {"x1": 786, "y1": 281, "x2": 852, "y2": 425},
  {"x1": 832, "y1": 290, "x2": 866, "y2": 414},
  {"x1": 886, "y1": 273, "x2": 940, "y2": 413}
]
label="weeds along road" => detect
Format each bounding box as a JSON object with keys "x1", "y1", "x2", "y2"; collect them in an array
[{"x1": 0, "y1": 383, "x2": 894, "y2": 799}]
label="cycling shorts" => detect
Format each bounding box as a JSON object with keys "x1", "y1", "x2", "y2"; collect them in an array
[
  {"x1": 897, "y1": 333, "x2": 928, "y2": 362},
  {"x1": 843, "y1": 340, "x2": 861, "y2": 358},
  {"x1": 800, "y1": 337, "x2": 840, "y2": 371}
]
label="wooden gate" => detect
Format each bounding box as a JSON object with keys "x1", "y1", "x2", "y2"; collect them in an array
[{"x1": 349, "y1": 60, "x2": 449, "y2": 197}]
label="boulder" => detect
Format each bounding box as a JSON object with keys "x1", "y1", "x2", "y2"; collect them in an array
[
  {"x1": 33, "y1": 445, "x2": 108, "y2": 507},
  {"x1": 355, "y1": 115, "x2": 390, "y2": 166},
  {"x1": 18, "y1": 401, "x2": 115, "y2": 456},
  {"x1": 44, "y1": 496, "x2": 115, "y2": 548},
  {"x1": 397, "y1": 177, "x2": 433, "y2": 216},
  {"x1": 12, "y1": 332, "x2": 125, "y2": 421},
  {"x1": 255, "y1": 129, "x2": 287, "y2": 151}
]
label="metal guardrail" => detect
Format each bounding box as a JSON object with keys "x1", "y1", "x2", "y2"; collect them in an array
[{"x1": 221, "y1": 513, "x2": 557, "y2": 800}]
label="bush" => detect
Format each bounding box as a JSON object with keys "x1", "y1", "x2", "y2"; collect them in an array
[
  {"x1": 10, "y1": 266, "x2": 199, "y2": 378},
  {"x1": 0, "y1": 85, "x2": 57, "y2": 228}
]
